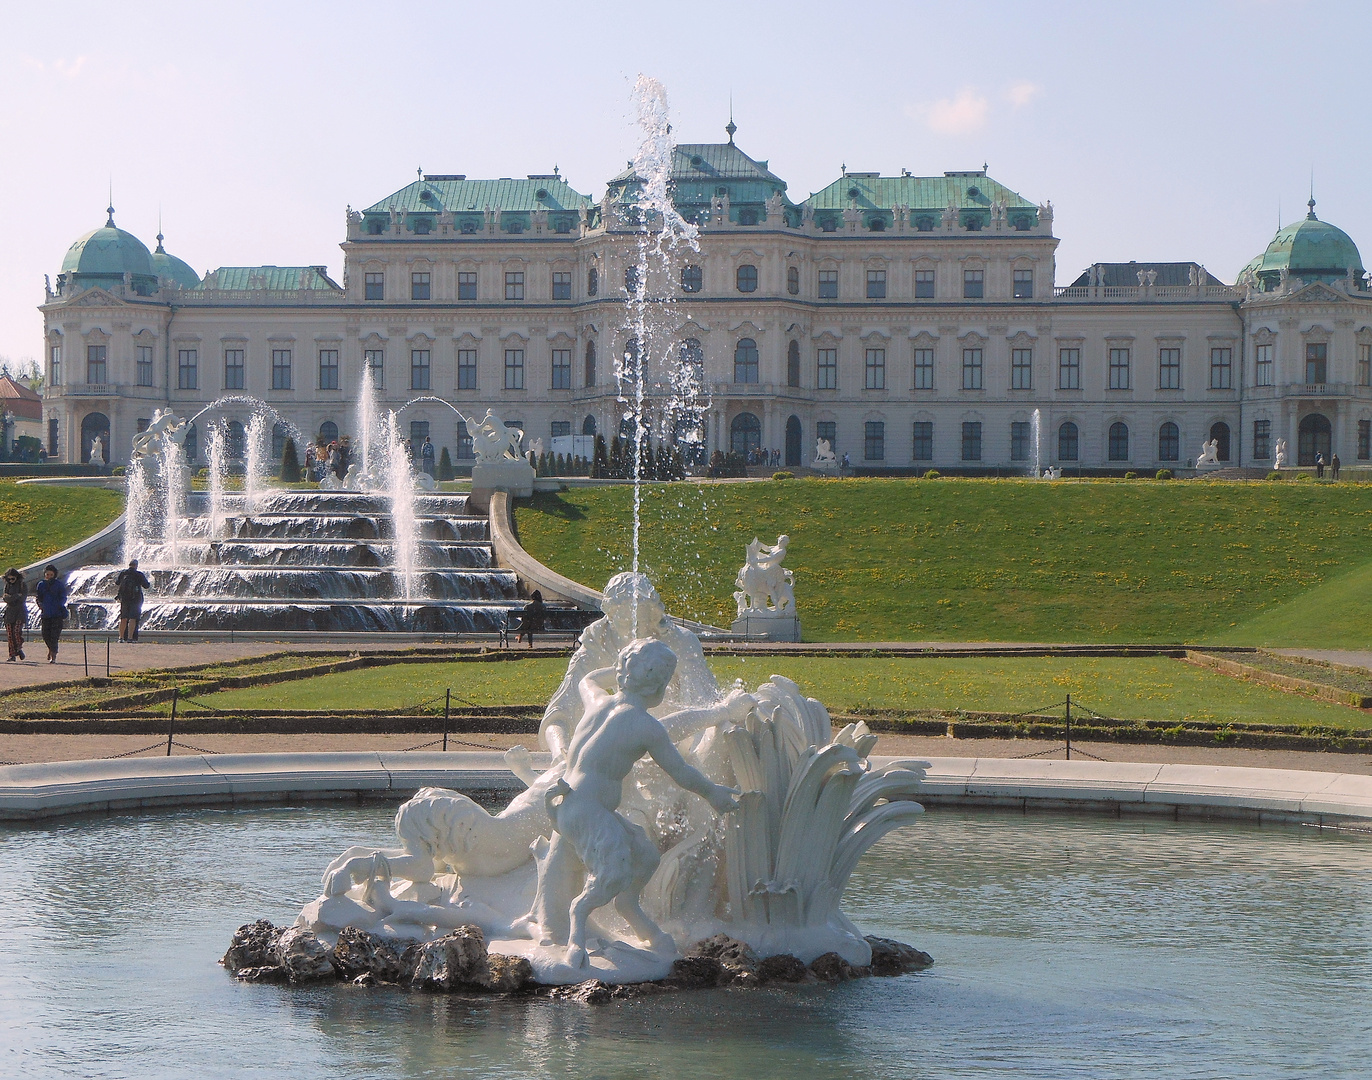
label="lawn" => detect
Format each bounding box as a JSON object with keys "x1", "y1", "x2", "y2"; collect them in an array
[
  {"x1": 0, "y1": 480, "x2": 123, "y2": 570},
  {"x1": 195, "y1": 655, "x2": 1366, "y2": 729},
  {"x1": 513, "y1": 478, "x2": 1372, "y2": 644}
]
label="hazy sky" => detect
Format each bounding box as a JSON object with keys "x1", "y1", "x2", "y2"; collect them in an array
[{"x1": 1, "y1": 0, "x2": 1368, "y2": 363}]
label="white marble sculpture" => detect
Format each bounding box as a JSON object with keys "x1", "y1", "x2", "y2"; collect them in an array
[
  {"x1": 1274, "y1": 438, "x2": 1288, "y2": 469},
  {"x1": 733, "y1": 536, "x2": 795, "y2": 618},
  {"x1": 128, "y1": 409, "x2": 186, "y2": 479},
  {"x1": 473, "y1": 410, "x2": 523, "y2": 462},
  {"x1": 1041, "y1": 466, "x2": 1062, "y2": 480},
  {"x1": 300, "y1": 573, "x2": 925, "y2": 984},
  {"x1": 1197, "y1": 439, "x2": 1221, "y2": 468},
  {"x1": 813, "y1": 437, "x2": 837, "y2": 468}
]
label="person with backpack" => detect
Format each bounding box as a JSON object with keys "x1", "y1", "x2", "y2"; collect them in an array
[
  {"x1": 34, "y1": 564, "x2": 68, "y2": 664},
  {"x1": 3, "y1": 568, "x2": 26, "y2": 662},
  {"x1": 115, "y1": 558, "x2": 151, "y2": 643}
]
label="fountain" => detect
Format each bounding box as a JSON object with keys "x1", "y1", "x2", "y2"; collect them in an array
[{"x1": 1030, "y1": 407, "x2": 1042, "y2": 478}]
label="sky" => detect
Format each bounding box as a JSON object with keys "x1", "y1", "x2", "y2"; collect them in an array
[{"x1": 1, "y1": 0, "x2": 1369, "y2": 364}]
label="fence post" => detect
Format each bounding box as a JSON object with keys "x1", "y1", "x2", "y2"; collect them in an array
[
  {"x1": 167, "y1": 687, "x2": 179, "y2": 756},
  {"x1": 106, "y1": 636, "x2": 111, "y2": 678},
  {"x1": 1065, "y1": 693, "x2": 1072, "y2": 761},
  {"x1": 442, "y1": 688, "x2": 450, "y2": 752},
  {"x1": 83, "y1": 635, "x2": 88, "y2": 677}
]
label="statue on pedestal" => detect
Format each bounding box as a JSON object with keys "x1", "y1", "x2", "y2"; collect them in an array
[
  {"x1": 1274, "y1": 439, "x2": 1288, "y2": 469},
  {"x1": 1197, "y1": 439, "x2": 1221, "y2": 468}
]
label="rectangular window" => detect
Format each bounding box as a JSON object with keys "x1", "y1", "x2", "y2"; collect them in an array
[
  {"x1": 866, "y1": 269, "x2": 887, "y2": 299},
  {"x1": 364, "y1": 349, "x2": 385, "y2": 388},
  {"x1": 1359, "y1": 344, "x2": 1371, "y2": 387},
  {"x1": 914, "y1": 269, "x2": 935, "y2": 299},
  {"x1": 458, "y1": 271, "x2": 477, "y2": 300},
  {"x1": 455, "y1": 421, "x2": 474, "y2": 459},
  {"x1": 457, "y1": 349, "x2": 478, "y2": 390},
  {"x1": 318, "y1": 349, "x2": 339, "y2": 390},
  {"x1": 818, "y1": 270, "x2": 838, "y2": 299},
  {"x1": 86, "y1": 344, "x2": 107, "y2": 384},
  {"x1": 1058, "y1": 347, "x2": 1081, "y2": 389},
  {"x1": 963, "y1": 269, "x2": 984, "y2": 298},
  {"x1": 364, "y1": 272, "x2": 384, "y2": 300},
  {"x1": 864, "y1": 421, "x2": 885, "y2": 461},
  {"x1": 177, "y1": 348, "x2": 197, "y2": 390},
  {"x1": 410, "y1": 349, "x2": 431, "y2": 391},
  {"x1": 1210, "y1": 347, "x2": 1233, "y2": 389},
  {"x1": 817, "y1": 348, "x2": 837, "y2": 390},
  {"x1": 1011, "y1": 348, "x2": 1033, "y2": 390},
  {"x1": 1254, "y1": 419, "x2": 1271, "y2": 460},
  {"x1": 551, "y1": 421, "x2": 571, "y2": 438},
  {"x1": 961, "y1": 348, "x2": 983, "y2": 390},
  {"x1": 1360, "y1": 419, "x2": 1371, "y2": 461},
  {"x1": 271, "y1": 349, "x2": 292, "y2": 390},
  {"x1": 504, "y1": 271, "x2": 524, "y2": 301},
  {"x1": 1011, "y1": 420, "x2": 1030, "y2": 461},
  {"x1": 49, "y1": 344, "x2": 61, "y2": 386},
  {"x1": 1109, "y1": 347, "x2": 1131, "y2": 389},
  {"x1": 410, "y1": 271, "x2": 430, "y2": 301},
  {"x1": 961, "y1": 421, "x2": 982, "y2": 461},
  {"x1": 1256, "y1": 343, "x2": 1274, "y2": 386},
  {"x1": 551, "y1": 349, "x2": 572, "y2": 389},
  {"x1": 865, "y1": 348, "x2": 886, "y2": 390},
  {"x1": 913, "y1": 348, "x2": 935, "y2": 390},
  {"x1": 816, "y1": 421, "x2": 836, "y2": 457},
  {"x1": 1306, "y1": 342, "x2": 1327, "y2": 384},
  {"x1": 912, "y1": 421, "x2": 933, "y2": 460},
  {"x1": 223, "y1": 349, "x2": 245, "y2": 390},
  {"x1": 136, "y1": 345, "x2": 154, "y2": 387},
  {"x1": 409, "y1": 421, "x2": 429, "y2": 449},
  {"x1": 504, "y1": 349, "x2": 525, "y2": 390},
  {"x1": 552, "y1": 272, "x2": 572, "y2": 300},
  {"x1": 1159, "y1": 347, "x2": 1181, "y2": 389},
  {"x1": 1013, "y1": 268, "x2": 1034, "y2": 298}
]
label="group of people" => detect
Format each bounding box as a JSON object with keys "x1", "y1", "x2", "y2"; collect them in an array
[
  {"x1": 0, "y1": 557, "x2": 151, "y2": 665},
  {"x1": 1315, "y1": 452, "x2": 1342, "y2": 480},
  {"x1": 305, "y1": 438, "x2": 353, "y2": 483},
  {"x1": 746, "y1": 446, "x2": 784, "y2": 468}
]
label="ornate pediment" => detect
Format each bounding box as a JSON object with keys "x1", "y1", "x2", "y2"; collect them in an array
[
  {"x1": 70, "y1": 288, "x2": 122, "y2": 308},
  {"x1": 1290, "y1": 281, "x2": 1348, "y2": 303}
]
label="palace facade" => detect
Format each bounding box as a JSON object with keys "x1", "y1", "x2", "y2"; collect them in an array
[{"x1": 39, "y1": 127, "x2": 1372, "y2": 471}]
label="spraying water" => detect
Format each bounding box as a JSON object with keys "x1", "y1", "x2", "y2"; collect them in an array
[
  {"x1": 383, "y1": 411, "x2": 421, "y2": 604},
  {"x1": 206, "y1": 422, "x2": 228, "y2": 539},
  {"x1": 244, "y1": 412, "x2": 269, "y2": 513},
  {"x1": 357, "y1": 361, "x2": 378, "y2": 475},
  {"x1": 1031, "y1": 408, "x2": 1042, "y2": 478},
  {"x1": 618, "y1": 75, "x2": 702, "y2": 632},
  {"x1": 159, "y1": 435, "x2": 187, "y2": 568},
  {"x1": 122, "y1": 455, "x2": 151, "y2": 563}
]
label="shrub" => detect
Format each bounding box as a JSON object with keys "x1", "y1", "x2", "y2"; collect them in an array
[
  {"x1": 196, "y1": 468, "x2": 209, "y2": 479},
  {"x1": 279, "y1": 437, "x2": 302, "y2": 482},
  {"x1": 1266, "y1": 470, "x2": 1283, "y2": 481},
  {"x1": 1294, "y1": 473, "x2": 1312, "y2": 483},
  {"x1": 1124, "y1": 471, "x2": 1138, "y2": 480},
  {"x1": 111, "y1": 465, "x2": 126, "y2": 476},
  {"x1": 772, "y1": 471, "x2": 794, "y2": 480},
  {"x1": 1155, "y1": 469, "x2": 1173, "y2": 481},
  {"x1": 923, "y1": 469, "x2": 941, "y2": 480},
  {"x1": 437, "y1": 447, "x2": 454, "y2": 481}
]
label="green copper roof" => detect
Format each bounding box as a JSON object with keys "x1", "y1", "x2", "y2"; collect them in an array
[
  {"x1": 60, "y1": 221, "x2": 155, "y2": 279},
  {"x1": 362, "y1": 176, "x2": 592, "y2": 216},
  {"x1": 807, "y1": 172, "x2": 1036, "y2": 212},
  {"x1": 1254, "y1": 201, "x2": 1363, "y2": 281},
  {"x1": 151, "y1": 235, "x2": 202, "y2": 289},
  {"x1": 609, "y1": 142, "x2": 788, "y2": 190},
  {"x1": 199, "y1": 266, "x2": 341, "y2": 291}
]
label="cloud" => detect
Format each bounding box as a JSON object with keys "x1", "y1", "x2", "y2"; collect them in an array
[
  {"x1": 1006, "y1": 81, "x2": 1041, "y2": 109},
  {"x1": 53, "y1": 56, "x2": 87, "y2": 78},
  {"x1": 917, "y1": 88, "x2": 989, "y2": 136}
]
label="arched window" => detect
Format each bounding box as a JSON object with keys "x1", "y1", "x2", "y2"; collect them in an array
[
  {"x1": 1209, "y1": 421, "x2": 1231, "y2": 462},
  {"x1": 624, "y1": 266, "x2": 640, "y2": 296},
  {"x1": 680, "y1": 339, "x2": 704, "y2": 388},
  {"x1": 787, "y1": 340, "x2": 801, "y2": 387},
  {"x1": 867, "y1": 216, "x2": 886, "y2": 232},
  {"x1": 620, "y1": 337, "x2": 640, "y2": 381},
  {"x1": 587, "y1": 267, "x2": 599, "y2": 296},
  {"x1": 1298, "y1": 413, "x2": 1331, "y2": 466},
  {"x1": 584, "y1": 341, "x2": 596, "y2": 386},
  {"x1": 319, "y1": 420, "x2": 339, "y2": 445},
  {"x1": 1058, "y1": 421, "x2": 1078, "y2": 461},
  {"x1": 271, "y1": 422, "x2": 289, "y2": 462},
  {"x1": 787, "y1": 266, "x2": 799, "y2": 295},
  {"x1": 738, "y1": 207, "x2": 758, "y2": 226},
  {"x1": 730, "y1": 412, "x2": 761, "y2": 456},
  {"x1": 1158, "y1": 422, "x2": 1179, "y2": 461},
  {"x1": 734, "y1": 338, "x2": 759, "y2": 383},
  {"x1": 79, "y1": 411, "x2": 110, "y2": 464},
  {"x1": 183, "y1": 422, "x2": 198, "y2": 463},
  {"x1": 681, "y1": 265, "x2": 702, "y2": 293},
  {"x1": 785, "y1": 415, "x2": 802, "y2": 466},
  {"x1": 582, "y1": 415, "x2": 597, "y2": 437},
  {"x1": 226, "y1": 420, "x2": 246, "y2": 460},
  {"x1": 736, "y1": 265, "x2": 758, "y2": 293},
  {"x1": 1109, "y1": 422, "x2": 1130, "y2": 461}
]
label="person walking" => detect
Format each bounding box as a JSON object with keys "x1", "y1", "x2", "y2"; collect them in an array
[
  {"x1": 34, "y1": 564, "x2": 67, "y2": 664},
  {"x1": 1315, "y1": 452, "x2": 1326, "y2": 478},
  {"x1": 517, "y1": 589, "x2": 546, "y2": 648},
  {"x1": 1331, "y1": 452, "x2": 1341, "y2": 481},
  {"x1": 3, "y1": 568, "x2": 26, "y2": 662},
  {"x1": 115, "y1": 558, "x2": 151, "y2": 642},
  {"x1": 421, "y1": 436, "x2": 436, "y2": 477}
]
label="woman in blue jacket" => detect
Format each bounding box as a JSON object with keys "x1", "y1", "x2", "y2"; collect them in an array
[{"x1": 33, "y1": 564, "x2": 68, "y2": 664}]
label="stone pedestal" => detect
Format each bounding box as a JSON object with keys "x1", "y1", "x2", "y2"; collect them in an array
[
  {"x1": 731, "y1": 612, "x2": 802, "y2": 642},
  {"x1": 812, "y1": 460, "x2": 838, "y2": 475},
  {"x1": 469, "y1": 459, "x2": 535, "y2": 512}
]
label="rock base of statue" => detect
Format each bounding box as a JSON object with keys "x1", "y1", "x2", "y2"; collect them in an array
[
  {"x1": 1195, "y1": 460, "x2": 1224, "y2": 472},
  {"x1": 811, "y1": 460, "x2": 838, "y2": 474},
  {"x1": 469, "y1": 459, "x2": 535, "y2": 511},
  {"x1": 731, "y1": 611, "x2": 802, "y2": 642}
]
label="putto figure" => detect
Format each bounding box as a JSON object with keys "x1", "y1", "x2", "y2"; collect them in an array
[
  {"x1": 734, "y1": 535, "x2": 795, "y2": 617},
  {"x1": 513, "y1": 639, "x2": 742, "y2": 968},
  {"x1": 472, "y1": 409, "x2": 524, "y2": 463}
]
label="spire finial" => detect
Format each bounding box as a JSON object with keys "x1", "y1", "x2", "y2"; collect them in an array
[
  {"x1": 1308, "y1": 168, "x2": 1316, "y2": 219},
  {"x1": 726, "y1": 94, "x2": 736, "y2": 143},
  {"x1": 106, "y1": 178, "x2": 115, "y2": 228},
  {"x1": 156, "y1": 206, "x2": 165, "y2": 253}
]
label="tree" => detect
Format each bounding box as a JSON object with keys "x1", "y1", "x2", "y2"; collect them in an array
[
  {"x1": 279, "y1": 437, "x2": 302, "y2": 482},
  {"x1": 437, "y1": 446, "x2": 454, "y2": 481}
]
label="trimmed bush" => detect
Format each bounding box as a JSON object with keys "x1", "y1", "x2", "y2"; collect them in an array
[
  {"x1": 111, "y1": 465, "x2": 126, "y2": 476},
  {"x1": 772, "y1": 471, "x2": 794, "y2": 480},
  {"x1": 1266, "y1": 470, "x2": 1283, "y2": 481},
  {"x1": 279, "y1": 438, "x2": 302, "y2": 482},
  {"x1": 1124, "y1": 471, "x2": 1138, "y2": 480},
  {"x1": 923, "y1": 469, "x2": 941, "y2": 479},
  {"x1": 1155, "y1": 469, "x2": 1173, "y2": 481},
  {"x1": 437, "y1": 447, "x2": 454, "y2": 481}
]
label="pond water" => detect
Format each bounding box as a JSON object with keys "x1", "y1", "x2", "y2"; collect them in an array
[{"x1": 1, "y1": 805, "x2": 1369, "y2": 1079}]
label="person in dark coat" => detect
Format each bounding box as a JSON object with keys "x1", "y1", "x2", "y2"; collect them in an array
[
  {"x1": 33, "y1": 564, "x2": 67, "y2": 664},
  {"x1": 1315, "y1": 452, "x2": 1326, "y2": 478},
  {"x1": 115, "y1": 558, "x2": 152, "y2": 643},
  {"x1": 518, "y1": 589, "x2": 547, "y2": 648},
  {"x1": 1331, "y1": 453, "x2": 1341, "y2": 481},
  {"x1": 3, "y1": 568, "x2": 26, "y2": 662}
]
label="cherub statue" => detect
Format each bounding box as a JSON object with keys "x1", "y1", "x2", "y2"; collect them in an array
[
  {"x1": 734, "y1": 535, "x2": 795, "y2": 617},
  {"x1": 512, "y1": 639, "x2": 744, "y2": 968},
  {"x1": 473, "y1": 409, "x2": 523, "y2": 463}
]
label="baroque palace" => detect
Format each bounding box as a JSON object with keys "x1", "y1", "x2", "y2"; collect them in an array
[{"x1": 40, "y1": 124, "x2": 1372, "y2": 471}]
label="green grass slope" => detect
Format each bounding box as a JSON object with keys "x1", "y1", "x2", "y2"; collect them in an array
[
  {"x1": 1219, "y1": 558, "x2": 1372, "y2": 648},
  {"x1": 513, "y1": 479, "x2": 1372, "y2": 643},
  {"x1": 0, "y1": 480, "x2": 123, "y2": 570}
]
